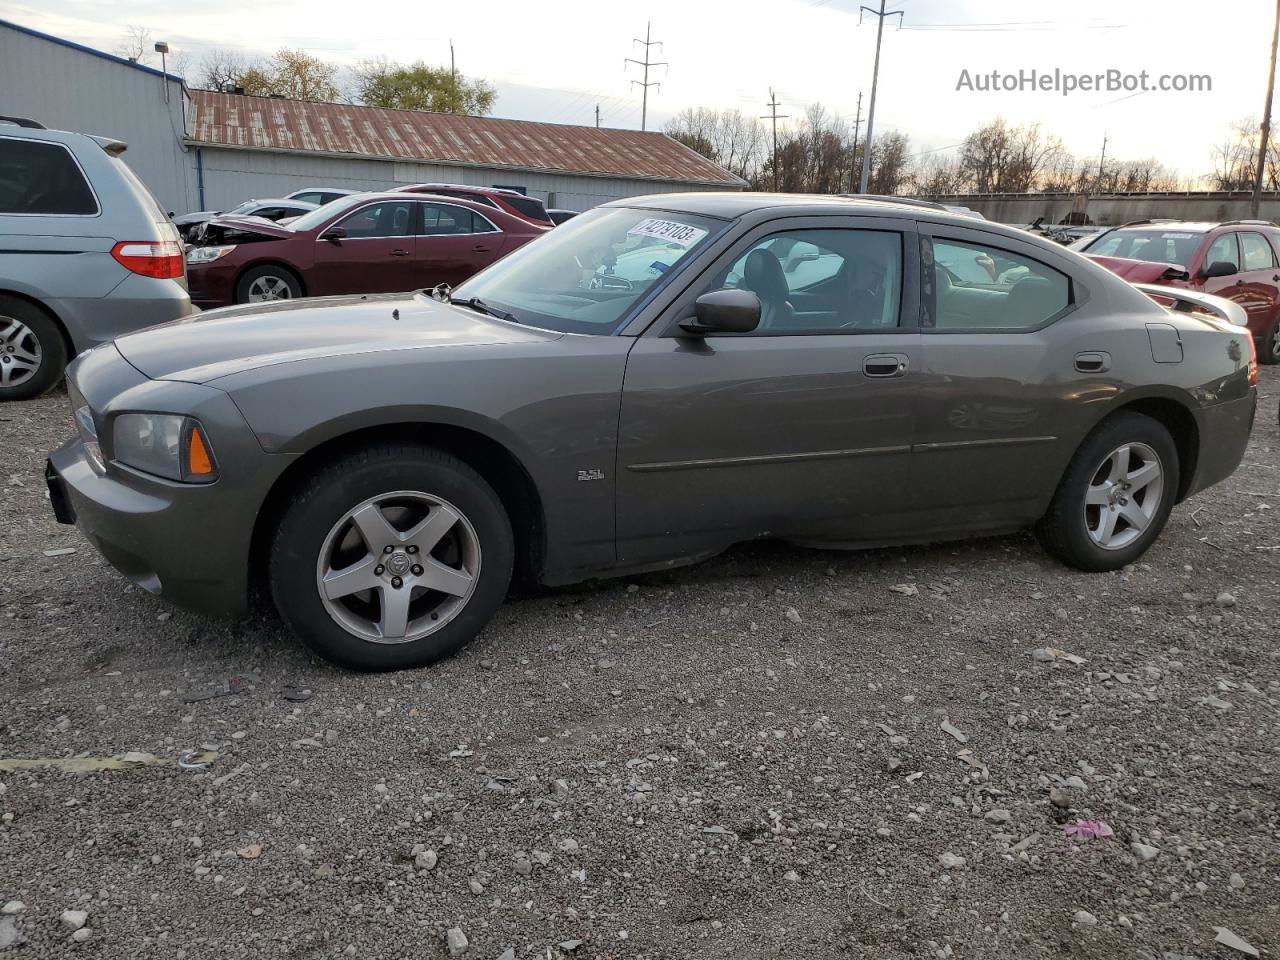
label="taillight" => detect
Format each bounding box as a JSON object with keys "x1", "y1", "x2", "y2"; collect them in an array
[
  {"x1": 1246, "y1": 334, "x2": 1259, "y2": 386},
  {"x1": 110, "y1": 241, "x2": 184, "y2": 279}
]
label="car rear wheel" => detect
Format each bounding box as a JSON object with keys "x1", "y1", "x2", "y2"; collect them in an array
[
  {"x1": 236, "y1": 265, "x2": 302, "y2": 304},
  {"x1": 1035, "y1": 412, "x2": 1179, "y2": 571},
  {"x1": 1261, "y1": 319, "x2": 1280, "y2": 365},
  {"x1": 0, "y1": 296, "x2": 67, "y2": 401},
  {"x1": 270, "y1": 444, "x2": 513, "y2": 671}
]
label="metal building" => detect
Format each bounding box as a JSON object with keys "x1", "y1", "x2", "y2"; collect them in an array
[{"x1": 1, "y1": 19, "x2": 745, "y2": 217}]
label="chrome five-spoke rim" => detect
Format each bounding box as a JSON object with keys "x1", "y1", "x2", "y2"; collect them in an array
[
  {"x1": 315, "y1": 491, "x2": 481, "y2": 644},
  {"x1": 247, "y1": 275, "x2": 293, "y2": 302},
  {"x1": 0, "y1": 315, "x2": 41, "y2": 386},
  {"x1": 1085, "y1": 442, "x2": 1164, "y2": 550}
]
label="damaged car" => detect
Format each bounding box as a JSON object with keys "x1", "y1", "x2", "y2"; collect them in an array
[{"x1": 185, "y1": 191, "x2": 546, "y2": 307}]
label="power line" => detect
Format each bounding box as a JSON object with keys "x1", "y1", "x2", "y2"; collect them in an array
[
  {"x1": 857, "y1": 0, "x2": 904, "y2": 193},
  {"x1": 760, "y1": 89, "x2": 790, "y2": 192},
  {"x1": 625, "y1": 21, "x2": 667, "y2": 131}
]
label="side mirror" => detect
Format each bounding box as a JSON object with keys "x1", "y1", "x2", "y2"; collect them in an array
[
  {"x1": 678, "y1": 289, "x2": 761, "y2": 336},
  {"x1": 321, "y1": 226, "x2": 346, "y2": 242},
  {"x1": 1202, "y1": 260, "x2": 1237, "y2": 279}
]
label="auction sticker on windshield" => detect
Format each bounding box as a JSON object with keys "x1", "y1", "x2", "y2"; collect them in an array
[{"x1": 627, "y1": 218, "x2": 708, "y2": 247}]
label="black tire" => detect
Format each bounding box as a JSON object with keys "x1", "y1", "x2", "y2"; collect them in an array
[
  {"x1": 269, "y1": 444, "x2": 514, "y2": 671},
  {"x1": 1035, "y1": 412, "x2": 1180, "y2": 572},
  {"x1": 235, "y1": 265, "x2": 302, "y2": 304},
  {"x1": 1260, "y1": 319, "x2": 1280, "y2": 366},
  {"x1": 0, "y1": 296, "x2": 67, "y2": 401}
]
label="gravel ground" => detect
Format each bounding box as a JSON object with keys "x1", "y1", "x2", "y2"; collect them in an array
[{"x1": 1, "y1": 373, "x2": 1278, "y2": 960}]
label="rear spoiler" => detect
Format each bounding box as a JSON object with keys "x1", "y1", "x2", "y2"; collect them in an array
[
  {"x1": 1130, "y1": 283, "x2": 1248, "y2": 327},
  {"x1": 88, "y1": 135, "x2": 128, "y2": 156}
]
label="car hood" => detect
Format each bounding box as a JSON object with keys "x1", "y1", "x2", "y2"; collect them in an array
[
  {"x1": 1086, "y1": 254, "x2": 1190, "y2": 284},
  {"x1": 113, "y1": 292, "x2": 561, "y2": 384}
]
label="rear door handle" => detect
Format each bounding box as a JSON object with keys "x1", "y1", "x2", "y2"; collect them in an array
[
  {"x1": 863, "y1": 353, "x2": 908, "y2": 378},
  {"x1": 473, "y1": 244, "x2": 493, "y2": 253},
  {"x1": 391, "y1": 249, "x2": 410, "y2": 257},
  {"x1": 1074, "y1": 350, "x2": 1111, "y2": 373}
]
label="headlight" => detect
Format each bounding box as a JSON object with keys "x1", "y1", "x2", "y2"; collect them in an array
[
  {"x1": 111, "y1": 414, "x2": 218, "y2": 483},
  {"x1": 185, "y1": 245, "x2": 236, "y2": 264},
  {"x1": 67, "y1": 379, "x2": 104, "y2": 473}
]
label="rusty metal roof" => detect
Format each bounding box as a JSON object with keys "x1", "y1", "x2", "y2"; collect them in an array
[{"x1": 189, "y1": 91, "x2": 744, "y2": 187}]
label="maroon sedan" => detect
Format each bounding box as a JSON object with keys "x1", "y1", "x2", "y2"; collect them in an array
[{"x1": 185, "y1": 192, "x2": 547, "y2": 307}]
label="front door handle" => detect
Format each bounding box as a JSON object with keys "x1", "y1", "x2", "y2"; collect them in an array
[
  {"x1": 391, "y1": 249, "x2": 410, "y2": 257},
  {"x1": 863, "y1": 353, "x2": 908, "y2": 378}
]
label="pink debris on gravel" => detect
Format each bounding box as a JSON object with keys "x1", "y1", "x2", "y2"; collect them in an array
[{"x1": 1064, "y1": 820, "x2": 1114, "y2": 840}]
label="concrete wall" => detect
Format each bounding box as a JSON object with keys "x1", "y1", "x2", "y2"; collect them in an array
[
  {"x1": 0, "y1": 21, "x2": 199, "y2": 214},
  {"x1": 192, "y1": 146, "x2": 720, "y2": 215},
  {"x1": 925, "y1": 191, "x2": 1280, "y2": 226}
]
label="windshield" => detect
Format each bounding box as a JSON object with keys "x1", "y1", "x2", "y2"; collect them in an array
[
  {"x1": 1085, "y1": 228, "x2": 1204, "y2": 265},
  {"x1": 286, "y1": 193, "x2": 369, "y2": 232},
  {"x1": 451, "y1": 206, "x2": 723, "y2": 335},
  {"x1": 228, "y1": 199, "x2": 260, "y2": 215}
]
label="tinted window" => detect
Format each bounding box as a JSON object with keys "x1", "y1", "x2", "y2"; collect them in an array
[
  {"x1": 504, "y1": 194, "x2": 551, "y2": 223},
  {"x1": 1204, "y1": 233, "x2": 1240, "y2": 270},
  {"x1": 336, "y1": 201, "x2": 415, "y2": 238},
  {"x1": 1239, "y1": 232, "x2": 1277, "y2": 271},
  {"x1": 0, "y1": 137, "x2": 97, "y2": 215},
  {"x1": 710, "y1": 229, "x2": 902, "y2": 332},
  {"x1": 930, "y1": 238, "x2": 1070, "y2": 330},
  {"x1": 1088, "y1": 228, "x2": 1201, "y2": 265},
  {"x1": 290, "y1": 191, "x2": 323, "y2": 204},
  {"x1": 420, "y1": 203, "x2": 492, "y2": 235}
]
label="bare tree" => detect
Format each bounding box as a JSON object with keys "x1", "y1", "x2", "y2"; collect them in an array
[
  {"x1": 198, "y1": 49, "x2": 254, "y2": 91},
  {"x1": 196, "y1": 48, "x2": 341, "y2": 101},
  {"x1": 664, "y1": 108, "x2": 764, "y2": 182},
  {"x1": 1207, "y1": 118, "x2": 1277, "y2": 191},
  {"x1": 114, "y1": 25, "x2": 153, "y2": 65}
]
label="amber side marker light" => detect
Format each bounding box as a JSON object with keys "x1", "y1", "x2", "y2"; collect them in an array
[{"x1": 186, "y1": 424, "x2": 216, "y2": 479}]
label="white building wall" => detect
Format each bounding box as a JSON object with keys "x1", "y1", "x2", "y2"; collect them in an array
[
  {"x1": 193, "y1": 146, "x2": 725, "y2": 214},
  {"x1": 0, "y1": 21, "x2": 198, "y2": 214}
]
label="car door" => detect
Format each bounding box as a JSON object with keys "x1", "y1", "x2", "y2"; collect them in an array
[
  {"x1": 413, "y1": 201, "x2": 505, "y2": 288},
  {"x1": 310, "y1": 199, "x2": 417, "y2": 295},
  {"x1": 914, "y1": 225, "x2": 1084, "y2": 532},
  {"x1": 1235, "y1": 231, "x2": 1280, "y2": 339},
  {"x1": 615, "y1": 216, "x2": 921, "y2": 566}
]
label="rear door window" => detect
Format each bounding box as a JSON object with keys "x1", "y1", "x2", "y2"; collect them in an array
[
  {"x1": 0, "y1": 137, "x2": 98, "y2": 215},
  {"x1": 420, "y1": 203, "x2": 492, "y2": 235},
  {"x1": 1239, "y1": 232, "x2": 1277, "y2": 271},
  {"x1": 928, "y1": 238, "x2": 1071, "y2": 330}
]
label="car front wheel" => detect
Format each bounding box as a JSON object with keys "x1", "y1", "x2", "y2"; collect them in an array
[
  {"x1": 270, "y1": 444, "x2": 514, "y2": 671},
  {"x1": 236, "y1": 265, "x2": 302, "y2": 304},
  {"x1": 1036, "y1": 412, "x2": 1180, "y2": 571}
]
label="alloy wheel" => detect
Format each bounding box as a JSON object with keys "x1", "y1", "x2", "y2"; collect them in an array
[
  {"x1": 1084, "y1": 442, "x2": 1164, "y2": 550},
  {"x1": 0, "y1": 315, "x2": 41, "y2": 387},
  {"x1": 247, "y1": 275, "x2": 294, "y2": 302},
  {"x1": 315, "y1": 491, "x2": 481, "y2": 644}
]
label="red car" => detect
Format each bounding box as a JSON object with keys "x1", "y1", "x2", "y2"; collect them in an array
[
  {"x1": 393, "y1": 183, "x2": 554, "y2": 227},
  {"x1": 185, "y1": 192, "x2": 545, "y2": 307},
  {"x1": 1081, "y1": 219, "x2": 1280, "y2": 363}
]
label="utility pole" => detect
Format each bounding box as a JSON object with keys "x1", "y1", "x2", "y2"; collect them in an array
[
  {"x1": 847, "y1": 91, "x2": 863, "y2": 193},
  {"x1": 595, "y1": 104, "x2": 601, "y2": 128},
  {"x1": 857, "y1": 0, "x2": 903, "y2": 194},
  {"x1": 760, "y1": 89, "x2": 789, "y2": 192},
  {"x1": 625, "y1": 21, "x2": 667, "y2": 131},
  {"x1": 1251, "y1": 0, "x2": 1280, "y2": 217},
  {"x1": 449, "y1": 39, "x2": 458, "y2": 114},
  {"x1": 1098, "y1": 132, "x2": 1108, "y2": 191}
]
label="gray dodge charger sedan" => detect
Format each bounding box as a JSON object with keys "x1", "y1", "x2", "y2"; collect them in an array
[{"x1": 47, "y1": 194, "x2": 1258, "y2": 670}]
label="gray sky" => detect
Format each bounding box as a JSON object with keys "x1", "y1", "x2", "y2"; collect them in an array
[{"x1": 2, "y1": 0, "x2": 1272, "y2": 180}]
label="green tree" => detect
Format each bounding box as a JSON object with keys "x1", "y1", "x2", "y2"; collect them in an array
[{"x1": 353, "y1": 58, "x2": 496, "y2": 115}]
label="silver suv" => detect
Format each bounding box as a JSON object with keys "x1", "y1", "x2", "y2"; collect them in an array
[{"x1": 0, "y1": 116, "x2": 191, "y2": 400}]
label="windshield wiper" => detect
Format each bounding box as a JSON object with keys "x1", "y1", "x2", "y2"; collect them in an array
[{"x1": 448, "y1": 295, "x2": 521, "y2": 325}]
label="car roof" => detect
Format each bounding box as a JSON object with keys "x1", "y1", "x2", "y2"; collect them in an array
[
  {"x1": 404, "y1": 183, "x2": 525, "y2": 197},
  {"x1": 251, "y1": 198, "x2": 319, "y2": 208},
  {"x1": 287, "y1": 186, "x2": 359, "y2": 194},
  {"x1": 602, "y1": 192, "x2": 1036, "y2": 239}
]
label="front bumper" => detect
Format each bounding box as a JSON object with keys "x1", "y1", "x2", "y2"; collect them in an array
[
  {"x1": 45, "y1": 345, "x2": 289, "y2": 617},
  {"x1": 47, "y1": 436, "x2": 253, "y2": 616}
]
